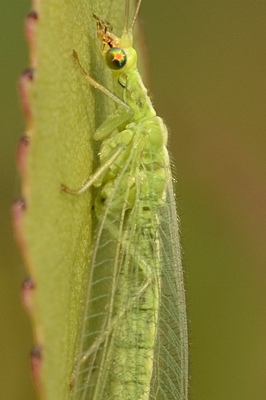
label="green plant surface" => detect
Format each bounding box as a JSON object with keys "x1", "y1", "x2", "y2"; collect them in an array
[{"x1": 20, "y1": 1, "x2": 129, "y2": 398}]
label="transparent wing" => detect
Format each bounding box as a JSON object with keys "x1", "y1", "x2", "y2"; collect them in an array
[
  {"x1": 150, "y1": 176, "x2": 189, "y2": 400},
  {"x1": 71, "y1": 139, "x2": 188, "y2": 400},
  {"x1": 71, "y1": 137, "x2": 150, "y2": 400}
]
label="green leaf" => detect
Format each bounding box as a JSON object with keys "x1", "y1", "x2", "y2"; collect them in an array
[{"x1": 19, "y1": 0, "x2": 128, "y2": 398}]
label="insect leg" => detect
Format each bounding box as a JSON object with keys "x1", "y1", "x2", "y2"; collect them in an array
[{"x1": 61, "y1": 142, "x2": 126, "y2": 195}]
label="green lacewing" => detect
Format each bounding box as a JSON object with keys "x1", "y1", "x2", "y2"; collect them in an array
[{"x1": 62, "y1": 1, "x2": 189, "y2": 398}]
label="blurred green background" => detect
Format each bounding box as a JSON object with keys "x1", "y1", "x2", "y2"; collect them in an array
[{"x1": 1, "y1": 1, "x2": 266, "y2": 399}]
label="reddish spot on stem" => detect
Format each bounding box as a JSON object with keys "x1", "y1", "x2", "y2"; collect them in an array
[
  {"x1": 25, "y1": 11, "x2": 38, "y2": 66},
  {"x1": 30, "y1": 345, "x2": 42, "y2": 390},
  {"x1": 21, "y1": 277, "x2": 35, "y2": 313},
  {"x1": 11, "y1": 199, "x2": 27, "y2": 253},
  {"x1": 28, "y1": 10, "x2": 38, "y2": 20},
  {"x1": 19, "y1": 68, "x2": 34, "y2": 120},
  {"x1": 17, "y1": 135, "x2": 30, "y2": 176}
]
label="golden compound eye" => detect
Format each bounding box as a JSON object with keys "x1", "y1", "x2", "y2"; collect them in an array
[{"x1": 105, "y1": 47, "x2": 127, "y2": 70}]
